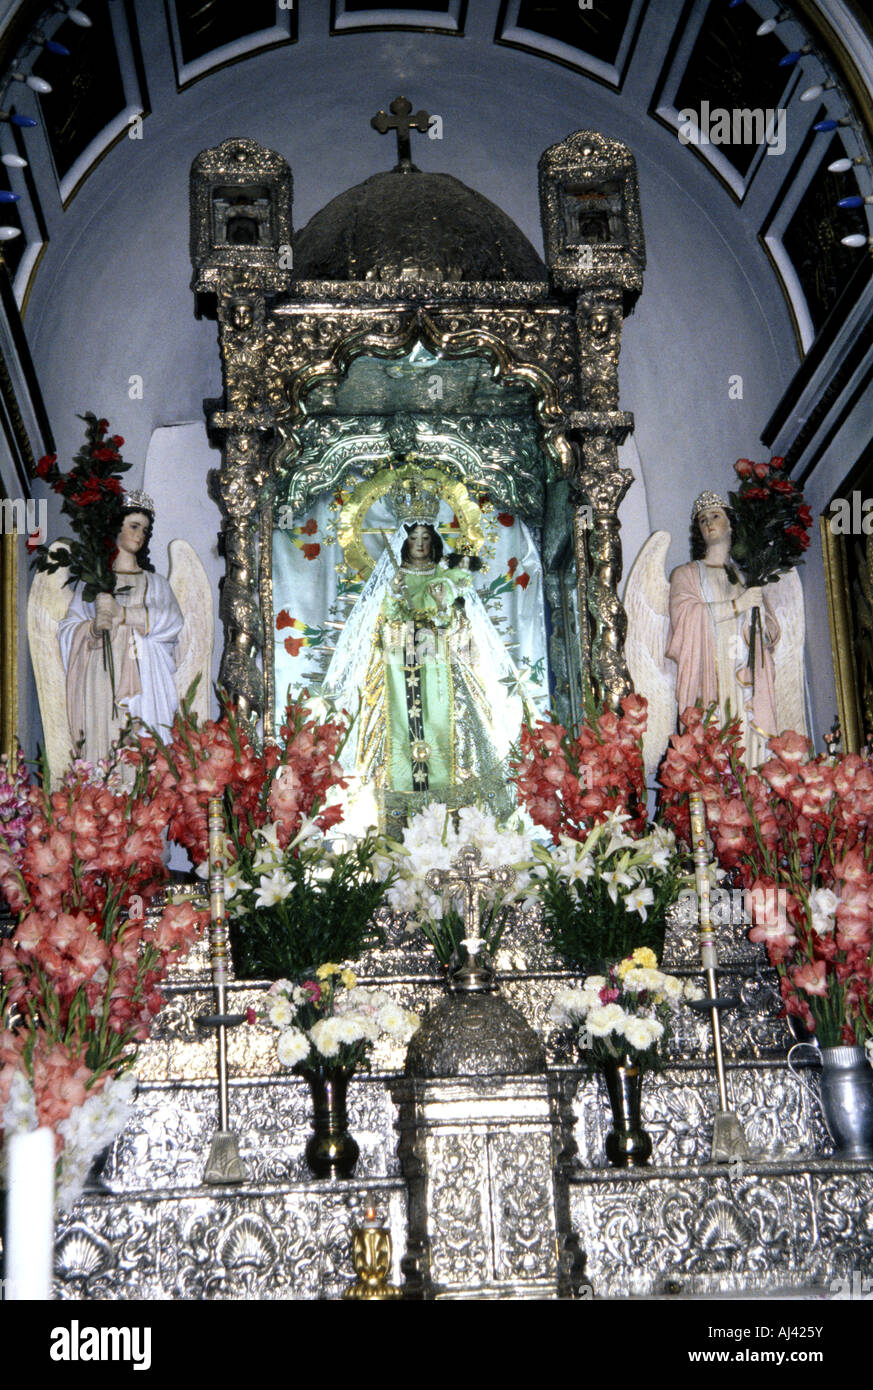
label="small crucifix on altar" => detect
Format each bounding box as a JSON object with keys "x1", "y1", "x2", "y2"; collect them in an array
[
  {"x1": 371, "y1": 95, "x2": 431, "y2": 170},
  {"x1": 426, "y1": 846, "x2": 515, "y2": 994}
]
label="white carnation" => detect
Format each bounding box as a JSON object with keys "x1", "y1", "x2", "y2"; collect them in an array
[
  {"x1": 378, "y1": 1002, "x2": 419, "y2": 1042},
  {"x1": 548, "y1": 988, "x2": 590, "y2": 1027},
  {"x1": 308, "y1": 1018, "x2": 342, "y2": 1059},
  {"x1": 622, "y1": 1015, "x2": 664, "y2": 1051},
  {"x1": 276, "y1": 1029, "x2": 311, "y2": 1067},
  {"x1": 586, "y1": 1004, "x2": 628, "y2": 1037},
  {"x1": 268, "y1": 996, "x2": 294, "y2": 1028}
]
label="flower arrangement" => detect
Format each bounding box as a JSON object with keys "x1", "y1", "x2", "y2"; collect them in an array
[
  {"x1": 260, "y1": 963, "x2": 420, "y2": 1076},
  {"x1": 514, "y1": 693, "x2": 648, "y2": 844},
  {"x1": 658, "y1": 707, "x2": 873, "y2": 1047},
  {"x1": 547, "y1": 947, "x2": 702, "y2": 1068},
  {"x1": 226, "y1": 817, "x2": 391, "y2": 980},
  {"x1": 142, "y1": 689, "x2": 394, "y2": 978},
  {"x1": 727, "y1": 456, "x2": 812, "y2": 682},
  {"x1": 0, "y1": 740, "x2": 207, "y2": 1207},
  {"x1": 532, "y1": 813, "x2": 683, "y2": 968},
  {"x1": 515, "y1": 695, "x2": 685, "y2": 967},
  {"x1": 385, "y1": 802, "x2": 535, "y2": 966}
]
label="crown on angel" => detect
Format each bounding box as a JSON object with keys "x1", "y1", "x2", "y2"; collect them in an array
[
  {"x1": 389, "y1": 470, "x2": 441, "y2": 526},
  {"x1": 691, "y1": 490, "x2": 729, "y2": 520},
  {"x1": 122, "y1": 489, "x2": 155, "y2": 515}
]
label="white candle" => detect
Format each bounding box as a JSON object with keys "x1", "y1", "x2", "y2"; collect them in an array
[{"x1": 5, "y1": 1127, "x2": 55, "y2": 1299}]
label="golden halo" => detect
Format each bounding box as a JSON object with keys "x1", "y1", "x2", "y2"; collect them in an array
[{"x1": 336, "y1": 464, "x2": 485, "y2": 580}]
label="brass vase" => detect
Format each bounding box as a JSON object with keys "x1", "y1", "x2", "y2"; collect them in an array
[
  {"x1": 303, "y1": 1069, "x2": 359, "y2": 1179},
  {"x1": 601, "y1": 1056, "x2": 652, "y2": 1167}
]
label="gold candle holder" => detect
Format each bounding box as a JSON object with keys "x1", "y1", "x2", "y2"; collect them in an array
[{"x1": 344, "y1": 1204, "x2": 403, "y2": 1301}]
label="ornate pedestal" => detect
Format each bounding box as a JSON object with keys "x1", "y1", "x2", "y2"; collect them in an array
[{"x1": 393, "y1": 1075, "x2": 584, "y2": 1300}]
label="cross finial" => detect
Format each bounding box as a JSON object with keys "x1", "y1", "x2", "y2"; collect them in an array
[
  {"x1": 370, "y1": 95, "x2": 431, "y2": 171},
  {"x1": 426, "y1": 846, "x2": 515, "y2": 993}
]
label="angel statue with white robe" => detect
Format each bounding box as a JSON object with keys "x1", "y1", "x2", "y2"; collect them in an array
[
  {"x1": 28, "y1": 488, "x2": 213, "y2": 781},
  {"x1": 625, "y1": 490, "x2": 807, "y2": 778}
]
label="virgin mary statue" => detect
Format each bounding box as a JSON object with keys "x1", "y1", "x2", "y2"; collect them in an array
[{"x1": 323, "y1": 505, "x2": 524, "y2": 826}]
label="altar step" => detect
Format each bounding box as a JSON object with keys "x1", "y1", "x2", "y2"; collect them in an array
[
  {"x1": 568, "y1": 1157, "x2": 873, "y2": 1299},
  {"x1": 52, "y1": 1178, "x2": 408, "y2": 1301},
  {"x1": 52, "y1": 1154, "x2": 872, "y2": 1300}
]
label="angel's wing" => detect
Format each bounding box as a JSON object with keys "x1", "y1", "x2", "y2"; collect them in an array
[
  {"x1": 27, "y1": 545, "x2": 74, "y2": 784},
  {"x1": 167, "y1": 539, "x2": 213, "y2": 724},
  {"x1": 768, "y1": 568, "x2": 807, "y2": 738},
  {"x1": 625, "y1": 531, "x2": 677, "y2": 780}
]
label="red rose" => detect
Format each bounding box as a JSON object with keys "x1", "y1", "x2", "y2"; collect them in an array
[
  {"x1": 797, "y1": 504, "x2": 813, "y2": 527},
  {"x1": 110, "y1": 435, "x2": 124, "y2": 448},
  {"x1": 753, "y1": 463, "x2": 769, "y2": 479},
  {"x1": 735, "y1": 459, "x2": 754, "y2": 478},
  {"x1": 770, "y1": 456, "x2": 785, "y2": 469},
  {"x1": 92, "y1": 447, "x2": 119, "y2": 463},
  {"x1": 744, "y1": 487, "x2": 769, "y2": 500},
  {"x1": 785, "y1": 525, "x2": 810, "y2": 550},
  {"x1": 100, "y1": 476, "x2": 123, "y2": 495},
  {"x1": 36, "y1": 453, "x2": 56, "y2": 478},
  {"x1": 497, "y1": 513, "x2": 514, "y2": 527},
  {"x1": 96, "y1": 419, "x2": 109, "y2": 434},
  {"x1": 770, "y1": 478, "x2": 793, "y2": 493}
]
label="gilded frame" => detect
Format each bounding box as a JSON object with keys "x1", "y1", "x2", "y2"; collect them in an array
[
  {"x1": 820, "y1": 512, "x2": 871, "y2": 753},
  {"x1": 259, "y1": 312, "x2": 576, "y2": 742}
]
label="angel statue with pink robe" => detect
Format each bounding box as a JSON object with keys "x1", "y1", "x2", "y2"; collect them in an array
[{"x1": 625, "y1": 490, "x2": 807, "y2": 777}]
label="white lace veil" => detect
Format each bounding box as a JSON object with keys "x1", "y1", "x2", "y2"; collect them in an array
[{"x1": 323, "y1": 525, "x2": 405, "y2": 715}]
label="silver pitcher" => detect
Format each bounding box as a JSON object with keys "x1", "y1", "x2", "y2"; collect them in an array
[{"x1": 788, "y1": 1043, "x2": 873, "y2": 1161}]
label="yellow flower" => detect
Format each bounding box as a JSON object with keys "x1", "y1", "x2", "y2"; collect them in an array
[
  {"x1": 316, "y1": 962, "x2": 341, "y2": 980},
  {"x1": 340, "y1": 969, "x2": 356, "y2": 989},
  {"x1": 631, "y1": 947, "x2": 658, "y2": 969},
  {"x1": 616, "y1": 956, "x2": 635, "y2": 980}
]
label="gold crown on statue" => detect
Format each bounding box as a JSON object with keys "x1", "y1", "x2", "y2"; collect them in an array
[
  {"x1": 121, "y1": 489, "x2": 155, "y2": 515},
  {"x1": 389, "y1": 470, "x2": 440, "y2": 526},
  {"x1": 691, "y1": 490, "x2": 729, "y2": 520}
]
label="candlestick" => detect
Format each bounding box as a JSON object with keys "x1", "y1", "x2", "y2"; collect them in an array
[
  {"x1": 201, "y1": 796, "x2": 246, "y2": 1185},
  {"x1": 5, "y1": 1126, "x2": 55, "y2": 1299},
  {"x1": 688, "y1": 790, "x2": 748, "y2": 1163}
]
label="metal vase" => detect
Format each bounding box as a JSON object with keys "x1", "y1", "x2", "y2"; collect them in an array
[
  {"x1": 303, "y1": 1069, "x2": 360, "y2": 1180},
  {"x1": 601, "y1": 1056, "x2": 653, "y2": 1168},
  {"x1": 819, "y1": 1046, "x2": 873, "y2": 1161}
]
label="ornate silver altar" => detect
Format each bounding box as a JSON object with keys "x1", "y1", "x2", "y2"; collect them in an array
[
  {"x1": 49, "y1": 903, "x2": 873, "y2": 1300},
  {"x1": 41, "y1": 113, "x2": 873, "y2": 1302}
]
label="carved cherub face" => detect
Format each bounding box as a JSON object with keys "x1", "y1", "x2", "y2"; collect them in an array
[
  {"x1": 117, "y1": 511, "x2": 151, "y2": 556},
  {"x1": 697, "y1": 506, "x2": 730, "y2": 547}
]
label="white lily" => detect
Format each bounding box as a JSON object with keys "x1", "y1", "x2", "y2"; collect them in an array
[
  {"x1": 624, "y1": 884, "x2": 655, "y2": 920},
  {"x1": 255, "y1": 868, "x2": 294, "y2": 907}
]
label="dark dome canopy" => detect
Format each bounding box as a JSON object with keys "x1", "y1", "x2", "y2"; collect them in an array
[{"x1": 293, "y1": 168, "x2": 547, "y2": 283}]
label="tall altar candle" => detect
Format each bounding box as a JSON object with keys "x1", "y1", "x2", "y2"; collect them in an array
[{"x1": 5, "y1": 1126, "x2": 55, "y2": 1299}]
